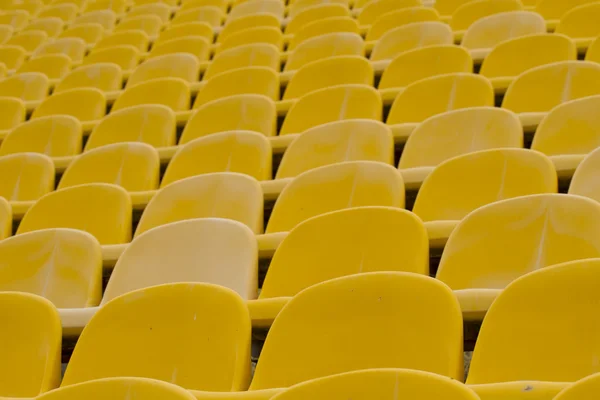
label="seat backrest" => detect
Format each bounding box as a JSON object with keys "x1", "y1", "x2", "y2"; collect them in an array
[
  {"x1": 261, "y1": 207, "x2": 428, "y2": 300},
  {"x1": 285, "y1": 4, "x2": 349, "y2": 35},
  {"x1": 434, "y1": 0, "x2": 472, "y2": 17},
  {"x1": 55, "y1": 63, "x2": 123, "y2": 93},
  {"x1": 535, "y1": 0, "x2": 597, "y2": 21},
  {"x1": 0, "y1": 10, "x2": 29, "y2": 30},
  {"x1": 568, "y1": 147, "x2": 600, "y2": 203},
  {"x1": 17, "y1": 54, "x2": 72, "y2": 80},
  {"x1": 181, "y1": 0, "x2": 228, "y2": 12},
  {"x1": 112, "y1": 77, "x2": 190, "y2": 112},
  {"x1": 437, "y1": 194, "x2": 600, "y2": 290},
  {"x1": 38, "y1": 3, "x2": 78, "y2": 22},
  {"x1": 502, "y1": 61, "x2": 600, "y2": 113},
  {"x1": 162, "y1": 131, "x2": 271, "y2": 185},
  {"x1": 6, "y1": 30, "x2": 48, "y2": 53},
  {"x1": 0, "y1": 44, "x2": 27, "y2": 69},
  {"x1": 125, "y1": 3, "x2": 171, "y2": 23},
  {"x1": 84, "y1": 0, "x2": 126, "y2": 13},
  {"x1": 83, "y1": 45, "x2": 140, "y2": 71},
  {"x1": 280, "y1": 84, "x2": 382, "y2": 135},
  {"x1": 467, "y1": 258, "x2": 600, "y2": 384},
  {"x1": 218, "y1": 13, "x2": 280, "y2": 43},
  {"x1": 251, "y1": 272, "x2": 463, "y2": 389},
  {"x1": 94, "y1": 30, "x2": 149, "y2": 52},
  {"x1": 228, "y1": 0, "x2": 284, "y2": 20},
  {"x1": 0, "y1": 115, "x2": 82, "y2": 157},
  {"x1": 105, "y1": 218, "x2": 258, "y2": 301},
  {"x1": 171, "y1": 6, "x2": 223, "y2": 27},
  {"x1": 556, "y1": 2, "x2": 600, "y2": 39},
  {"x1": 62, "y1": 283, "x2": 251, "y2": 391},
  {"x1": 461, "y1": 11, "x2": 546, "y2": 50},
  {"x1": 32, "y1": 87, "x2": 106, "y2": 122},
  {"x1": 370, "y1": 21, "x2": 453, "y2": 61},
  {"x1": 586, "y1": 36, "x2": 600, "y2": 62},
  {"x1": 553, "y1": 372, "x2": 600, "y2": 400},
  {"x1": 357, "y1": 0, "x2": 420, "y2": 26},
  {"x1": 0, "y1": 291, "x2": 61, "y2": 397},
  {"x1": 276, "y1": 119, "x2": 393, "y2": 178},
  {"x1": 204, "y1": 43, "x2": 280, "y2": 80},
  {"x1": 387, "y1": 73, "x2": 494, "y2": 125},
  {"x1": 33, "y1": 37, "x2": 86, "y2": 62},
  {"x1": 59, "y1": 23, "x2": 104, "y2": 45},
  {"x1": 267, "y1": 161, "x2": 404, "y2": 233},
  {"x1": 284, "y1": 32, "x2": 364, "y2": 72},
  {"x1": 366, "y1": 6, "x2": 440, "y2": 41},
  {"x1": 115, "y1": 15, "x2": 162, "y2": 37},
  {"x1": 181, "y1": 94, "x2": 276, "y2": 142},
  {"x1": 413, "y1": 149, "x2": 557, "y2": 222},
  {"x1": 0, "y1": 96, "x2": 25, "y2": 131},
  {"x1": 0, "y1": 228, "x2": 102, "y2": 308},
  {"x1": 136, "y1": 173, "x2": 263, "y2": 235},
  {"x1": 148, "y1": 36, "x2": 211, "y2": 60},
  {"x1": 18, "y1": 183, "x2": 132, "y2": 245},
  {"x1": 218, "y1": 26, "x2": 283, "y2": 53},
  {"x1": 23, "y1": 17, "x2": 64, "y2": 37},
  {"x1": 0, "y1": 153, "x2": 54, "y2": 201},
  {"x1": 156, "y1": 21, "x2": 213, "y2": 44},
  {"x1": 289, "y1": 16, "x2": 359, "y2": 50},
  {"x1": 127, "y1": 53, "x2": 200, "y2": 87},
  {"x1": 72, "y1": 10, "x2": 116, "y2": 30},
  {"x1": 0, "y1": 24, "x2": 12, "y2": 44},
  {"x1": 450, "y1": 0, "x2": 523, "y2": 32}
]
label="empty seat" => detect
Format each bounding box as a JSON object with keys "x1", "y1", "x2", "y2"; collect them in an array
[
  {"x1": 288, "y1": 16, "x2": 359, "y2": 50},
  {"x1": 149, "y1": 36, "x2": 210, "y2": 60},
  {"x1": 58, "y1": 23, "x2": 104, "y2": 46},
  {"x1": 32, "y1": 37, "x2": 86, "y2": 62},
  {"x1": 0, "y1": 97, "x2": 25, "y2": 133},
  {"x1": 86, "y1": 105, "x2": 176, "y2": 150},
  {"x1": 127, "y1": 53, "x2": 200, "y2": 87},
  {"x1": 0, "y1": 10, "x2": 31, "y2": 30},
  {"x1": 434, "y1": 0, "x2": 471, "y2": 19},
  {"x1": 94, "y1": 30, "x2": 149, "y2": 52},
  {"x1": 170, "y1": 6, "x2": 223, "y2": 27},
  {"x1": 366, "y1": 6, "x2": 440, "y2": 42},
  {"x1": 0, "y1": 45, "x2": 27, "y2": 70},
  {"x1": 162, "y1": 131, "x2": 271, "y2": 184},
  {"x1": 569, "y1": 147, "x2": 600, "y2": 203},
  {"x1": 8, "y1": 0, "x2": 43, "y2": 16},
  {"x1": 6, "y1": 30, "x2": 48, "y2": 53},
  {"x1": 217, "y1": 14, "x2": 280, "y2": 44},
  {"x1": 251, "y1": 207, "x2": 427, "y2": 326},
  {"x1": 535, "y1": 0, "x2": 598, "y2": 31},
  {"x1": 32, "y1": 88, "x2": 106, "y2": 124},
  {"x1": 267, "y1": 161, "x2": 404, "y2": 233},
  {"x1": 0, "y1": 196, "x2": 10, "y2": 238},
  {"x1": 0, "y1": 153, "x2": 55, "y2": 203},
  {"x1": 112, "y1": 77, "x2": 190, "y2": 112},
  {"x1": 288, "y1": 0, "x2": 349, "y2": 17},
  {"x1": 0, "y1": 228, "x2": 102, "y2": 308},
  {"x1": 502, "y1": 61, "x2": 600, "y2": 131},
  {"x1": 115, "y1": 15, "x2": 162, "y2": 38},
  {"x1": 181, "y1": 0, "x2": 228, "y2": 12},
  {"x1": 285, "y1": 4, "x2": 349, "y2": 35},
  {"x1": 59, "y1": 142, "x2": 160, "y2": 192},
  {"x1": 84, "y1": 0, "x2": 126, "y2": 14},
  {"x1": 0, "y1": 24, "x2": 13, "y2": 44},
  {"x1": 18, "y1": 183, "x2": 132, "y2": 244},
  {"x1": 51, "y1": 0, "x2": 87, "y2": 10},
  {"x1": 228, "y1": 0, "x2": 284, "y2": 20},
  {"x1": 180, "y1": 94, "x2": 276, "y2": 142},
  {"x1": 284, "y1": 32, "x2": 364, "y2": 73},
  {"x1": 17, "y1": 54, "x2": 71, "y2": 81},
  {"x1": 23, "y1": 17, "x2": 64, "y2": 37},
  {"x1": 357, "y1": 0, "x2": 421, "y2": 26},
  {"x1": 71, "y1": 10, "x2": 116, "y2": 30},
  {"x1": 218, "y1": 26, "x2": 283, "y2": 53},
  {"x1": 553, "y1": 373, "x2": 600, "y2": 400},
  {"x1": 125, "y1": 3, "x2": 171, "y2": 23},
  {"x1": 61, "y1": 283, "x2": 251, "y2": 392},
  {"x1": 155, "y1": 22, "x2": 213, "y2": 45},
  {"x1": 556, "y1": 3, "x2": 600, "y2": 52},
  {"x1": 467, "y1": 258, "x2": 600, "y2": 397},
  {"x1": 0, "y1": 73, "x2": 49, "y2": 105},
  {"x1": 54, "y1": 63, "x2": 123, "y2": 93},
  {"x1": 38, "y1": 3, "x2": 78, "y2": 22},
  {"x1": 204, "y1": 43, "x2": 279, "y2": 80},
  {"x1": 436, "y1": 194, "x2": 600, "y2": 321},
  {"x1": 83, "y1": 45, "x2": 140, "y2": 72},
  {"x1": 136, "y1": 172, "x2": 263, "y2": 235},
  {"x1": 276, "y1": 119, "x2": 393, "y2": 178},
  {"x1": 0, "y1": 292, "x2": 62, "y2": 398},
  {"x1": 450, "y1": 0, "x2": 523, "y2": 36}
]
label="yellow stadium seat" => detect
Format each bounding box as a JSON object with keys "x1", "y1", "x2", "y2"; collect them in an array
[
  {"x1": 569, "y1": 147, "x2": 600, "y2": 203},
  {"x1": 0, "y1": 24, "x2": 13, "y2": 44},
  {"x1": 181, "y1": 0, "x2": 228, "y2": 12},
  {"x1": 156, "y1": 22, "x2": 213, "y2": 45},
  {"x1": 228, "y1": 0, "x2": 285, "y2": 20},
  {"x1": 38, "y1": 3, "x2": 78, "y2": 22},
  {"x1": 535, "y1": 0, "x2": 598, "y2": 31},
  {"x1": 218, "y1": 26, "x2": 283, "y2": 53},
  {"x1": 23, "y1": 17, "x2": 64, "y2": 37},
  {"x1": 51, "y1": 0, "x2": 87, "y2": 10},
  {"x1": 32, "y1": 88, "x2": 106, "y2": 127},
  {"x1": 251, "y1": 272, "x2": 463, "y2": 391},
  {"x1": 285, "y1": 4, "x2": 349, "y2": 35},
  {"x1": 0, "y1": 152, "x2": 54, "y2": 203},
  {"x1": 204, "y1": 43, "x2": 280, "y2": 80},
  {"x1": 288, "y1": 16, "x2": 359, "y2": 50},
  {"x1": 6, "y1": 30, "x2": 48, "y2": 53},
  {"x1": 532, "y1": 96, "x2": 600, "y2": 178},
  {"x1": 112, "y1": 77, "x2": 190, "y2": 112},
  {"x1": 0, "y1": 45, "x2": 27, "y2": 70},
  {"x1": 413, "y1": 148, "x2": 557, "y2": 248},
  {"x1": 59, "y1": 142, "x2": 160, "y2": 192},
  {"x1": 387, "y1": 73, "x2": 494, "y2": 143},
  {"x1": 434, "y1": 0, "x2": 472, "y2": 19},
  {"x1": 398, "y1": 107, "x2": 523, "y2": 190},
  {"x1": 134, "y1": 0, "x2": 178, "y2": 6},
  {"x1": 461, "y1": 11, "x2": 546, "y2": 62},
  {"x1": 115, "y1": 15, "x2": 163, "y2": 38},
  {"x1": 0, "y1": 292, "x2": 62, "y2": 398},
  {"x1": 0, "y1": 228, "x2": 102, "y2": 307},
  {"x1": 251, "y1": 207, "x2": 427, "y2": 326},
  {"x1": 378, "y1": 45, "x2": 473, "y2": 104},
  {"x1": 127, "y1": 53, "x2": 200, "y2": 87},
  {"x1": 585, "y1": 35, "x2": 600, "y2": 62},
  {"x1": 170, "y1": 6, "x2": 224, "y2": 27},
  {"x1": 58, "y1": 23, "x2": 104, "y2": 46},
  {"x1": 94, "y1": 30, "x2": 149, "y2": 52},
  {"x1": 0, "y1": 97, "x2": 25, "y2": 134},
  {"x1": 54, "y1": 63, "x2": 123, "y2": 93},
  {"x1": 217, "y1": 13, "x2": 280, "y2": 44},
  {"x1": 0, "y1": 196, "x2": 10, "y2": 238},
  {"x1": 148, "y1": 36, "x2": 210, "y2": 60},
  {"x1": 556, "y1": 3, "x2": 600, "y2": 53},
  {"x1": 553, "y1": 373, "x2": 600, "y2": 400},
  {"x1": 283, "y1": 32, "x2": 364, "y2": 73},
  {"x1": 84, "y1": 0, "x2": 126, "y2": 14},
  {"x1": 72, "y1": 10, "x2": 117, "y2": 30},
  {"x1": 162, "y1": 131, "x2": 271, "y2": 184},
  {"x1": 356, "y1": 0, "x2": 420, "y2": 26},
  {"x1": 366, "y1": 6, "x2": 439, "y2": 42},
  {"x1": 437, "y1": 194, "x2": 600, "y2": 322},
  {"x1": 451, "y1": 0, "x2": 523, "y2": 40},
  {"x1": 136, "y1": 172, "x2": 263, "y2": 235},
  {"x1": 502, "y1": 61, "x2": 600, "y2": 132},
  {"x1": 83, "y1": 45, "x2": 140, "y2": 72},
  {"x1": 270, "y1": 369, "x2": 479, "y2": 400},
  {"x1": 180, "y1": 94, "x2": 276, "y2": 143},
  {"x1": 62, "y1": 283, "x2": 251, "y2": 392},
  {"x1": 86, "y1": 105, "x2": 176, "y2": 150},
  {"x1": 288, "y1": 0, "x2": 350, "y2": 17},
  {"x1": 37, "y1": 377, "x2": 199, "y2": 400},
  {"x1": 8, "y1": 0, "x2": 43, "y2": 16},
  {"x1": 17, "y1": 53, "x2": 71, "y2": 81},
  {"x1": 266, "y1": 161, "x2": 404, "y2": 233},
  {"x1": 32, "y1": 37, "x2": 86, "y2": 62},
  {"x1": 0, "y1": 10, "x2": 30, "y2": 30},
  {"x1": 192, "y1": 66, "x2": 279, "y2": 109},
  {"x1": 125, "y1": 3, "x2": 171, "y2": 23},
  {"x1": 467, "y1": 258, "x2": 600, "y2": 399},
  {"x1": 18, "y1": 183, "x2": 132, "y2": 244}
]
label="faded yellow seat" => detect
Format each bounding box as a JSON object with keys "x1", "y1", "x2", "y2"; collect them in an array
[
  {"x1": 285, "y1": 4, "x2": 349, "y2": 35},
  {"x1": 0, "y1": 292, "x2": 62, "y2": 398},
  {"x1": 434, "y1": 0, "x2": 476, "y2": 20},
  {"x1": 366, "y1": 6, "x2": 440, "y2": 42},
  {"x1": 250, "y1": 207, "x2": 427, "y2": 327},
  {"x1": 204, "y1": 43, "x2": 280, "y2": 80},
  {"x1": 0, "y1": 97, "x2": 25, "y2": 136},
  {"x1": 23, "y1": 17, "x2": 64, "y2": 37},
  {"x1": 0, "y1": 73, "x2": 49, "y2": 108},
  {"x1": 17, "y1": 54, "x2": 72, "y2": 81},
  {"x1": 6, "y1": 30, "x2": 48, "y2": 53},
  {"x1": 115, "y1": 15, "x2": 163, "y2": 38},
  {"x1": 52, "y1": 0, "x2": 87, "y2": 10},
  {"x1": 84, "y1": 0, "x2": 127, "y2": 13},
  {"x1": 535, "y1": 0, "x2": 598, "y2": 32},
  {"x1": 148, "y1": 36, "x2": 211, "y2": 60},
  {"x1": 38, "y1": 4, "x2": 78, "y2": 22},
  {"x1": 94, "y1": 30, "x2": 149, "y2": 52},
  {"x1": 181, "y1": 0, "x2": 228, "y2": 12},
  {"x1": 8, "y1": 0, "x2": 43, "y2": 16},
  {"x1": 228, "y1": 0, "x2": 285, "y2": 21},
  {"x1": 125, "y1": 3, "x2": 171, "y2": 23},
  {"x1": 356, "y1": 0, "x2": 420, "y2": 26},
  {"x1": 71, "y1": 10, "x2": 117, "y2": 30},
  {"x1": 32, "y1": 88, "x2": 107, "y2": 128},
  {"x1": 288, "y1": 16, "x2": 359, "y2": 50},
  {"x1": 0, "y1": 196, "x2": 11, "y2": 239},
  {"x1": 437, "y1": 194, "x2": 600, "y2": 322},
  {"x1": 155, "y1": 22, "x2": 214, "y2": 45},
  {"x1": 217, "y1": 14, "x2": 281, "y2": 43},
  {"x1": 556, "y1": 3, "x2": 600, "y2": 53},
  {"x1": 569, "y1": 147, "x2": 600, "y2": 203},
  {"x1": 127, "y1": 53, "x2": 200, "y2": 87},
  {"x1": 112, "y1": 77, "x2": 190, "y2": 112},
  {"x1": 218, "y1": 26, "x2": 284, "y2": 53},
  {"x1": 398, "y1": 107, "x2": 523, "y2": 190},
  {"x1": 54, "y1": 63, "x2": 123, "y2": 93},
  {"x1": 553, "y1": 373, "x2": 600, "y2": 400},
  {"x1": 0, "y1": 44, "x2": 27, "y2": 70},
  {"x1": 450, "y1": 0, "x2": 523, "y2": 40},
  {"x1": 0, "y1": 10, "x2": 29, "y2": 30},
  {"x1": 288, "y1": 0, "x2": 349, "y2": 17},
  {"x1": 83, "y1": 45, "x2": 141, "y2": 72},
  {"x1": 58, "y1": 23, "x2": 104, "y2": 46},
  {"x1": 170, "y1": 6, "x2": 224, "y2": 28},
  {"x1": 0, "y1": 24, "x2": 13, "y2": 44},
  {"x1": 33, "y1": 37, "x2": 86, "y2": 62}
]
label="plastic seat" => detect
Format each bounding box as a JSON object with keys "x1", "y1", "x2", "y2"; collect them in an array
[
  {"x1": 0, "y1": 152, "x2": 54, "y2": 203},
  {"x1": 32, "y1": 37, "x2": 86, "y2": 62},
  {"x1": 55, "y1": 63, "x2": 123, "y2": 93},
  {"x1": 288, "y1": 0, "x2": 349, "y2": 15},
  {"x1": 155, "y1": 22, "x2": 213, "y2": 45},
  {"x1": 6, "y1": 30, "x2": 48, "y2": 53},
  {"x1": 0, "y1": 292, "x2": 62, "y2": 398},
  {"x1": 112, "y1": 77, "x2": 190, "y2": 112},
  {"x1": 127, "y1": 53, "x2": 200, "y2": 87},
  {"x1": 58, "y1": 23, "x2": 104, "y2": 46},
  {"x1": 217, "y1": 14, "x2": 280, "y2": 44},
  {"x1": 86, "y1": 105, "x2": 176, "y2": 150},
  {"x1": 0, "y1": 72, "x2": 49, "y2": 105},
  {"x1": 0, "y1": 228, "x2": 102, "y2": 308},
  {"x1": 0, "y1": 24, "x2": 14, "y2": 44},
  {"x1": 192, "y1": 66, "x2": 279, "y2": 109},
  {"x1": 387, "y1": 73, "x2": 494, "y2": 143},
  {"x1": 450, "y1": 0, "x2": 523, "y2": 37},
  {"x1": 162, "y1": 131, "x2": 271, "y2": 184},
  {"x1": 218, "y1": 26, "x2": 283, "y2": 53},
  {"x1": 61, "y1": 283, "x2": 251, "y2": 392},
  {"x1": 170, "y1": 6, "x2": 224, "y2": 27},
  {"x1": 23, "y1": 17, "x2": 64, "y2": 37},
  {"x1": 72, "y1": 10, "x2": 117, "y2": 30},
  {"x1": 502, "y1": 61, "x2": 600, "y2": 132},
  {"x1": 556, "y1": 3, "x2": 600, "y2": 53},
  {"x1": 32, "y1": 88, "x2": 106, "y2": 125},
  {"x1": 84, "y1": 0, "x2": 126, "y2": 13},
  {"x1": 0, "y1": 97, "x2": 25, "y2": 134},
  {"x1": 18, "y1": 183, "x2": 132, "y2": 244},
  {"x1": 38, "y1": 3, "x2": 78, "y2": 22},
  {"x1": 276, "y1": 120, "x2": 393, "y2": 178},
  {"x1": 434, "y1": 0, "x2": 472, "y2": 19},
  {"x1": 283, "y1": 32, "x2": 364, "y2": 73},
  {"x1": 51, "y1": 0, "x2": 87, "y2": 10},
  {"x1": 568, "y1": 147, "x2": 600, "y2": 203},
  {"x1": 288, "y1": 16, "x2": 359, "y2": 50},
  {"x1": 553, "y1": 373, "x2": 600, "y2": 400},
  {"x1": 180, "y1": 94, "x2": 276, "y2": 143},
  {"x1": 398, "y1": 107, "x2": 523, "y2": 190},
  {"x1": 204, "y1": 43, "x2": 280, "y2": 80},
  {"x1": 266, "y1": 161, "x2": 404, "y2": 233},
  {"x1": 0, "y1": 45, "x2": 27, "y2": 70},
  {"x1": 83, "y1": 45, "x2": 140, "y2": 72},
  {"x1": 0, "y1": 196, "x2": 10, "y2": 238},
  {"x1": 366, "y1": 6, "x2": 440, "y2": 42},
  {"x1": 228, "y1": 0, "x2": 284, "y2": 20},
  {"x1": 8, "y1": 0, "x2": 44, "y2": 16},
  {"x1": 0, "y1": 10, "x2": 31, "y2": 30},
  {"x1": 37, "y1": 377, "x2": 198, "y2": 400},
  {"x1": 94, "y1": 30, "x2": 149, "y2": 52},
  {"x1": 181, "y1": 0, "x2": 228, "y2": 12},
  {"x1": 535, "y1": 0, "x2": 598, "y2": 31},
  {"x1": 17, "y1": 54, "x2": 71, "y2": 81},
  {"x1": 285, "y1": 4, "x2": 349, "y2": 35},
  {"x1": 115, "y1": 15, "x2": 163, "y2": 38},
  {"x1": 436, "y1": 194, "x2": 600, "y2": 322},
  {"x1": 59, "y1": 142, "x2": 160, "y2": 192},
  {"x1": 357, "y1": 0, "x2": 420, "y2": 26},
  {"x1": 125, "y1": 3, "x2": 171, "y2": 23},
  {"x1": 467, "y1": 258, "x2": 600, "y2": 398},
  {"x1": 150, "y1": 37, "x2": 210, "y2": 61}
]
